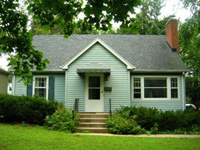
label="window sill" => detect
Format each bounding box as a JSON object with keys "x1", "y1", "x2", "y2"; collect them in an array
[{"x1": 132, "y1": 98, "x2": 180, "y2": 101}]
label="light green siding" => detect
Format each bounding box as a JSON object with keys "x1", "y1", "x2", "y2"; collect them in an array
[
  {"x1": 0, "y1": 73, "x2": 8, "y2": 94},
  {"x1": 131, "y1": 75, "x2": 185, "y2": 111},
  {"x1": 13, "y1": 74, "x2": 65, "y2": 103},
  {"x1": 66, "y1": 43, "x2": 130, "y2": 112},
  {"x1": 54, "y1": 74, "x2": 65, "y2": 103},
  {"x1": 14, "y1": 76, "x2": 27, "y2": 95}
]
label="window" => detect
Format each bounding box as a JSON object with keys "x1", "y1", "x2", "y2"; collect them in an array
[
  {"x1": 88, "y1": 76, "x2": 100, "y2": 100},
  {"x1": 132, "y1": 76, "x2": 179, "y2": 100},
  {"x1": 33, "y1": 77, "x2": 48, "y2": 99},
  {"x1": 171, "y1": 78, "x2": 178, "y2": 98},
  {"x1": 133, "y1": 78, "x2": 141, "y2": 98},
  {"x1": 144, "y1": 78, "x2": 167, "y2": 98}
]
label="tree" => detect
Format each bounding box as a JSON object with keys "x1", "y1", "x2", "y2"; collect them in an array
[
  {"x1": 31, "y1": 20, "x2": 64, "y2": 35},
  {"x1": 0, "y1": 0, "x2": 141, "y2": 83},
  {"x1": 117, "y1": 0, "x2": 169, "y2": 35},
  {"x1": 179, "y1": 0, "x2": 200, "y2": 107}
]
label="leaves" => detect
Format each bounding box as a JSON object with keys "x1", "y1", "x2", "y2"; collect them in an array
[
  {"x1": 117, "y1": 0, "x2": 169, "y2": 35},
  {"x1": 0, "y1": 0, "x2": 141, "y2": 83},
  {"x1": 179, "y1": 0, "x2": 200, "y2": 107},
  {"x1": 0, "y1": 0, "x2": 48, "y2": 83}
]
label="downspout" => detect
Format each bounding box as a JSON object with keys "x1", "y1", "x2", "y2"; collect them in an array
[{"x1": 12, "y1": 74, "x2": 15, "y2": 95}]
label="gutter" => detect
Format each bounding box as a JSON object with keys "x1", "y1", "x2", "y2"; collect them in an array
[{"x1": 131, "y1": 69, "x2": 189, "y2": 73}]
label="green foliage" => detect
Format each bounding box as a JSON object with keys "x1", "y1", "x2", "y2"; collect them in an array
[
  {"x1": 45, "y1": 105, "x2": 78, "y2": 133},
  {"x1": 31, "y1": 21, "x2": 64, "y2": 35},
  {"x1": 0, "y1": 94, "x2": 58, "y2": 125},
  {"x1": 180, "y1": 0, "x2": 200, "y2": 107},
  {"x1": 1, "y1": 0, "x2": 141, "y2": 82},
  {"x1": 107, "y1": 112, "x2": 146, "y2": 134},
  {"x1": 0, "y1": 0, "x2": 49, "y2": 84},
  {"x1": 117, "y1": 106, "x2": 161, "y2": 130},
  {"x1": 117, "y1": 0, "x2": 169, "y2": 35},
  {"x1": 107, "y1": 106, "x2": 200, "y2": 134}
]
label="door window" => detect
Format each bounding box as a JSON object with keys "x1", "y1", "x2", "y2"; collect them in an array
[{"x1": 88, "y1": 76, "x2": 100, "y2": 100}]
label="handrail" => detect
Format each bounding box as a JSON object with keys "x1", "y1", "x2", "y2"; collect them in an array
[
  {"x1": 72, "y1": 98, "x2": 79, "y2": 119},
  {"x1": 74, "y1": 98, "x2": 79, "y2": 112},
  {"x1": 109, "y1": 98, "x2": 112, "y2": 118}
]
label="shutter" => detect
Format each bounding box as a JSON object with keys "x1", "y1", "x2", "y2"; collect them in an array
[
  {"x1": 48, "y1": 76, "x2": 55, "y2": 100},
  {"x1": 27, "y1": 76, "x2": 33, "y2": 96}
]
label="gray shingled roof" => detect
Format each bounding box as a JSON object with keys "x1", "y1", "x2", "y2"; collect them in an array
[{"x1": 33, "y1": 35, "x2": 187, "y2": 71}]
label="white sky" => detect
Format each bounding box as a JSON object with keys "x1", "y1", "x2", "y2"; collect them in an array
[{"x1": 0, "y1": 0, "x2": 191, "y2": 70}]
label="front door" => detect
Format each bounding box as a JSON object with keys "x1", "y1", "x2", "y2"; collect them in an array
[{"x1": 85, "y1": 74, "x2": 104, "y2": 112}]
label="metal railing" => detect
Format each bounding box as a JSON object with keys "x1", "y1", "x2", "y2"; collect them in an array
[
  {"x1": 72, "y1": 98, "x2": 79, "y2": 119},
  {"x1": 109, "y1": 98, "x2": 112, "y2": 118}
]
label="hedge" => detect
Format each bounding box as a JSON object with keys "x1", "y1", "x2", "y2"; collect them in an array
[
  {"x1": 107, "y1": 106, "x2": 200, "y2": 134},
  {"x1": 0, "y1": 94, "x2": 58, "y2": 125}
]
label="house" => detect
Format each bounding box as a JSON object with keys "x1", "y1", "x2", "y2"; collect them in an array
[
  {"x1": 11, "y1": 19, "x2": 188, "y2": 112},
  {"x1": 0, "y1": 68, "x2": 9, "y2": 94}
]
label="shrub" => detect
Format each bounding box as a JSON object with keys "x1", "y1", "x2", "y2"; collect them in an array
[
  {"x1": 117, "y1": 106, "x2": 161, "y2": 130},
  {"x1": 107, "y1": 112, "x2": 146, "y2": 134},
  {"x1": 45, "y1": 105, "x2": 78, "y2": 132},
  {"x1": 159, "y1": 110, "x2": 184, "y2": 131},
  {"x1": 0, "y1": 94, "x2": 58, "y2": 125},
  {"x1": 107, "y1": 106, "x2": 200, "y2": 134}
]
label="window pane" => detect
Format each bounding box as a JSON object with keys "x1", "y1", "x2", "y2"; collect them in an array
[
  {"x1": 171, "y1": 78, "x2": 177, "y2": 87},
  {"x1": 89, "y1": 77, "x2": 100, "y2": 87},
  {"x1": 144, "y1": 78, "x2": 166, "y2": 87},
  {"x1": 171, "y1": 89, "x2": 178, "y2": 98},
  {"x1": 134, "y1": 89, "x2": 141, "y2": 98},
  {"x1": 35, "y1": 88, "x2": 46, "y2": 98},
  {"x1": 89, "y1": 89, "x2": 100, "y2": 100},
  {"x1": 35, "y1": 78, "x2": 46, "y2": 87},
  {"x1": 134, "y1": 78, "x2": 141, "y2": 87},
  {"x1": 145, "y1": 88, "x2": 167, "y2": 98},
  {"x1": 134, "y1": 89, "x2": 141, "y2": 93},
  {"x1": 134, "y1": 93, "x2": 141, "y2": 98}
]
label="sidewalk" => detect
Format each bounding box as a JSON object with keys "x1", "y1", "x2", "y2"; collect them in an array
[{"x1": 74, "y1": 133, "x2": 200, "y2": 138}]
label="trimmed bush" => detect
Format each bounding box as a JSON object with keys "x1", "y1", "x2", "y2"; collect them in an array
[
  {"x1": 117, "y1": 106, "x2": 161, "y2": 130},
  {"x1": 45, "y1": 105, "x2": 78, "y2": 132},
  {"x1": 0, "y1": 94, "x2": 58, "y2": 125},
  {"x1": 107, "y1": 106, "x2": 200, "y2": 134},
  {"x1": 107, "y1": 111, "x2": 146, "y2": 134}
]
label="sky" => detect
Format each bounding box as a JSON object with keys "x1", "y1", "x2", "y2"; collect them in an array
[{"x1": 0, "y1": 0, "x2": 191, "y2": 70}]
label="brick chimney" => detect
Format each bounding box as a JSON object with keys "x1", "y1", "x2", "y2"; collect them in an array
[{"x1": 166, "y1": 18, "x2": 179, "y2": 53}]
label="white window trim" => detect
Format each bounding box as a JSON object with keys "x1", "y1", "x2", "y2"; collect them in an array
[
  {"x1": 132, "y1": 76, "x2": 180, "y2": 101},
  {"x1": 170, "y1": 77, "x2": 179, "y2": 99},
  {"x1": 32, "y1": 76, "x2": 49, "y2": 99}
]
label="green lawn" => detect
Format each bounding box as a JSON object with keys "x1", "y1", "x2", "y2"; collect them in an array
[{"x1": 0, "y1": 124, "x2": 200, "y2": 150}]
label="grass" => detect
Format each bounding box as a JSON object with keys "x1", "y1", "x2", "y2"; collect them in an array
[{"x1": 0, "y1": 124, "x2": 200, "y2": 150}]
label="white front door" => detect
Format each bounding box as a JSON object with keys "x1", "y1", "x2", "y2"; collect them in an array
[{"x1": 85, "y1": 74, "x2": 104, "y2": 112}]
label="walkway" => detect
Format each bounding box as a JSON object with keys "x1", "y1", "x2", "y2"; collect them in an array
[{"x1": 74, "y1": 133, "x2": 200, "y2": 138}]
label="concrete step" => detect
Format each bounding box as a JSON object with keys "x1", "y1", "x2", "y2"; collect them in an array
[
  {"x1": 79, "y1": 118, "x2": 107, "y2": 123},
  {"x1": 78, "y1": 112, "x2": 110, "y2": 115},
  {"x1": 77, "y1": 112, "x2": 110, "y2": 133},
  {"x1": 76, "y1": 127, "x2": 109, "y2": 133},
  {"x1": 79, "y1": 114, "x2": 109, "y2": 119},
  {"x1": 77, "y1": 122, "x2": 107, "y2": 128}
]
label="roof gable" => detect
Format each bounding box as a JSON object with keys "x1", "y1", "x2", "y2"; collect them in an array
[{"x1": 62, "y1": 38, "x2": 135, "y2": 69}]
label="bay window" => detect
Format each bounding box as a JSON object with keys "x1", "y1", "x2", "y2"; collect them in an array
[{"x1": 133, "y1": 76, "x2": 179, "y2": 100}]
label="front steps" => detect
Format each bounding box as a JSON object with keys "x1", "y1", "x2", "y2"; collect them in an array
[{"x1": 76, "y1": 112, "x2": 110, "y2": 133}]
